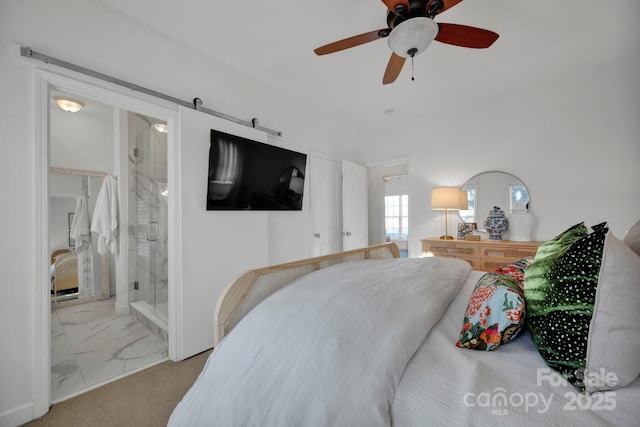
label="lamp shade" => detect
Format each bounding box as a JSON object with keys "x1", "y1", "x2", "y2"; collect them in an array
[{"x1": 431, "y1": 187, "x2": 467, "y2": 210}]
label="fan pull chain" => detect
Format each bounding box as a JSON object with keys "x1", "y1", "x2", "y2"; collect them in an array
[
  {"x1": 407, "y1": 47, "x2": 418, "y2": 82},
  {"x1": 411, "y1": 55, "x2": 415, "y2": 81}
]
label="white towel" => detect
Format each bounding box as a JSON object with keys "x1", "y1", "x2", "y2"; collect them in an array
[
  {"x1": 91, "y1": 175, "x2": 119, "y2": 255},
  {"x1": 70, "y1": 195, "x2": 91, "y2": 252}
]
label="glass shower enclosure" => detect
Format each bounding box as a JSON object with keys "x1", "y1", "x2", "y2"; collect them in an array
[{"x1": 127, "y1": 112, "x2": 168, "y2": 342}]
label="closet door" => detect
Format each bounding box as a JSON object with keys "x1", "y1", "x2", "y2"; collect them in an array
[
  {"x1": 310, "y1": 154, "x2": 343, "y2": 256},
  {"x1": 342, "y1": 160, "x2": 368, "y2": 251}
]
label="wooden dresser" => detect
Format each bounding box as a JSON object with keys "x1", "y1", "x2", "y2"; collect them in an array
[{"x1": 421, "y1": 238, "x2": 543, "y2": 272}]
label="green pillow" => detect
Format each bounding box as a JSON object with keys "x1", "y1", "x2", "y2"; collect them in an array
[
  {"x1": 523, "y1": 222, "x2": 588, "y2": 309},
  {"x1": 529, "y1": 222, "x2": 587, "y2": 261}
]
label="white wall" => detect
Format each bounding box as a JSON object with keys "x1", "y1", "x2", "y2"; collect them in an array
[
  {"x1": 178, "y1": 107, "x2": 270, "y2": 357},
  {"x1": 0, "y1": 52, "x2": 36, "y2": 426},
  {"x1": 358, "y1": 52, "x2": 640, "y2": 257},
  {"x1": 0, "y1": 0, "x2": 358, "y2": 424},
  {"x1": 50, "y1": 102, "x2": 113, "y2": 171},
  {"x1": 384, "y1": 174, "x2": 409, "y2": 196}
]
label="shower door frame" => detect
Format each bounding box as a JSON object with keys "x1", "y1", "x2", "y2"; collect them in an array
[
  {"x1": 34, "y1": 69, "x2": 183, "y2": 414},
  {"x1": 128, "y1": 112, "x2": 169, "y2": 324}
]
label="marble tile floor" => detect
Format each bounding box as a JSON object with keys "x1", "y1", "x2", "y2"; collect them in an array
[{"x1": 51, "y1": 297, "x2": 168, "y2": 403}]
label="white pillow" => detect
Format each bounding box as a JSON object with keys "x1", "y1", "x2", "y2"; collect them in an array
[
  {"x1": 585, "y1": 233, "x2": 640, "y2": 392},
  {"x1": 622, "y1": 219, "x2": 640, "y2": 258}
]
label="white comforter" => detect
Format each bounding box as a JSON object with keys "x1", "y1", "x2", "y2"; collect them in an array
[{"x1": 169, "y1": 257, "x2": 471, "y2": 427}]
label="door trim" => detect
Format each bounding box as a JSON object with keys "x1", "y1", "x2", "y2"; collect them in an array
[{"x1": 34, "y1": 68, "x2": 181, "y2": 416}]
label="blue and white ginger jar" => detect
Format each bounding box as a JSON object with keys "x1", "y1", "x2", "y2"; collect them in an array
[{"x1": 483, "y1": 206, "x2": 509, "y2": 241}]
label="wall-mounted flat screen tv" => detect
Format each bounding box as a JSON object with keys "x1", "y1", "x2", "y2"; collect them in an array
[{"x1": 207, "y1": 129, "x2": 307, "y2": 211}]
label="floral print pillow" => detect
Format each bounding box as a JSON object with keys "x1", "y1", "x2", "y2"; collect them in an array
[
  {"x1": 456, "y1": 257, "x2": 533, "y2": 351},
  {"x1": 491, "y1": 256, "x2": 534, "y2": 283}
]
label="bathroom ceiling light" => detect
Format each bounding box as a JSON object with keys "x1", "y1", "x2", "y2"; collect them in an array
[
  {"x1": 153, "y1": 123, "x2": 168, "y2": 133},
  {"x1": 53, "y1": 95, "x2": 85, "y2": 113}
]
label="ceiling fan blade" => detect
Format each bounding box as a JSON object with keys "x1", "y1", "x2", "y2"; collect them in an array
[
  {"x1": 440, "y1": 0, "x2": 464, "y2": 14},
  {"x1": 383, "y1": 53, "x2": 406, "y2": 85},
  {"x1": 435, "y1": 23, "x2": 499, "y2": 48},
  {"x1": 314, "y1": 28, "x2": 389, "y2": 55},
  {"x1": 381, "y1": 0, "x2": 410, "y2": 12}
]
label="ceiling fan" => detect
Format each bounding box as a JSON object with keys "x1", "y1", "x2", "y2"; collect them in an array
[{"x1": 314, "y1": 0, "x2": 499, "y2": 84}]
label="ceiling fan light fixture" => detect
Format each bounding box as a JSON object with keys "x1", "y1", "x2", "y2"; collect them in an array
[{"x1": 387, "y1": 17, "x2": 438, "y2": 58}]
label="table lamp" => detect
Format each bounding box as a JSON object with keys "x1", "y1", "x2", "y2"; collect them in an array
[{"x1": 431, "y1": 187, "x2": 468, "y2": 240}]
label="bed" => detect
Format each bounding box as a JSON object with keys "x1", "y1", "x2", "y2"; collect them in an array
[
  {"x1": 50, "y1": 249, "x2": 79, "y2": 294},
  {"x1": 169, "y1": 220, "x2": 640, "y2": 426}
]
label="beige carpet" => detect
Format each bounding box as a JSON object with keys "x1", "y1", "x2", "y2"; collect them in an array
[{"x1": 23, "y1": 349, "x2": 212, "y2": 427}]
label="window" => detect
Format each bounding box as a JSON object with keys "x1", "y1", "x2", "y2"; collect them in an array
[
  {"x1": 509, "y1": 184, "x2": 530, "y2": 210},
  {"x1": 385, "y1": 194, "x2": 408, "y2": 238},
  {"x1": 459, "y1": 186, "x2": 476, "y2": 223}
]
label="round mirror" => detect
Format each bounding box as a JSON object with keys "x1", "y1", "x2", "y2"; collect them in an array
[{"x1": 460, "y1": 171, "x2": 530, "y2": 226}]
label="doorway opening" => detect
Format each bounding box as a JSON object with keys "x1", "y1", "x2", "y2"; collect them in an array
[
  {"x1": 384, "y1": 175, "x2": 409, "y2": 258},
  {"x1": 47, "y1": 85, "x2": 171, "y2": 403}
]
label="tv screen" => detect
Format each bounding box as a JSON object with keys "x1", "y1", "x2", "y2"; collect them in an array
[{"x1": 206, "y1": 129, "x2": 307, "y2": 211}]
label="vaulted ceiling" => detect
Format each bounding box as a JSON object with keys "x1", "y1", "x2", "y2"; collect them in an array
[{"x1": 100, "y1": 0, "x2": 639, "y2": 130}]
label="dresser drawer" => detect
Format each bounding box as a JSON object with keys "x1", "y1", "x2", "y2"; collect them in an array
[
  {"x1": 479, "y1": 258, "x2": 522, "y2": 271},
  {"x1": 423, "y1": 241, "x2": 479, "y2": 270},
  {"x1": 479, "y1": 243, "x2": 541, "y2": 271},
  {"x1": 452, "y1": 256, "x2": 479, "y2": 270},
  {"x1": 479, "y1": 245, "x2": 539, "y2": 261},
  {"x1": 421, "y1": 238, "x2": 542, "y2": 272},
  {"x1": 426, "y1": 242, "x2": 479, "y2": 258}
]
